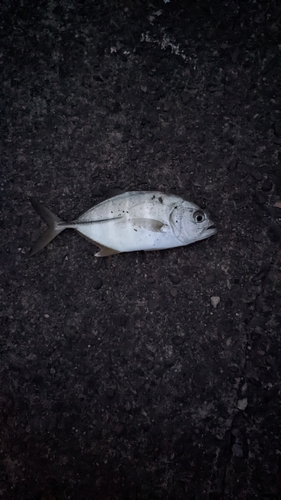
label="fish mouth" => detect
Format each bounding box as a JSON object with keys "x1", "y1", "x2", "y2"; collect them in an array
[
  {"x1": 196, "y1": 224, "x2": 217, "y2": 242},
  {"x1": 204, "y1": 224, "x2": 217, "y2": 237}
]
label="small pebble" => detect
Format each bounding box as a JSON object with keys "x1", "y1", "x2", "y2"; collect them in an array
[
  {"x1": 231, "y1": 428, "x2": 240, "y2": 438},
  {"x1": 253, "y1": 192, "x2": 266, "y2": 205},
  {"x1": 262, "y1": 179, "x2": 273, "y2": 192},
  {"x1": 251, "y1": 169, "x2": 263, "y2": 181},
  {"x1": 237, "y1": 398, "x2": 248, "y2": 410},
  {"x1": 229, "y1": 365, "x2": 240, "y2": 373},
  {"x1": 232, "y1": 443, "x2": 244, "y2": 457},
  {"x1": 210, "y1": 296, "x2": 220, "y2": 308},
  {"x1": 253, "y1": 232, "x2": 263, "y2": 243},
  {"x1": 92, "y1": 276, "x2": 103, "y2": 290},
  {"x1": 169, "y1": 274, "x2": 181, "y2": 285},
  {"x1": 125, "y1": 401, "x2": 132, "y2": 411}
]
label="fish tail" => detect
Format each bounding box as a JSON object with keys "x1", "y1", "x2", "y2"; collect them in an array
[{"x1": 30, "y1": 199, "x2": 66, "y2": 256}]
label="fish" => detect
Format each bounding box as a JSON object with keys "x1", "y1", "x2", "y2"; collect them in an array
[{"x1": 30, "y1": 191, "x2": 217, "y2": 257}]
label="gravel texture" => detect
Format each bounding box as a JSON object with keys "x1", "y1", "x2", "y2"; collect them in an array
[{"x1": 1, "y1": 0, "x2": 281, "y2": 498}]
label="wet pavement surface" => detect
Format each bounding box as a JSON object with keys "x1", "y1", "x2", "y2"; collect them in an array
[{"x1": 1, "y1": 0, "x2": 281, "y2": 498}]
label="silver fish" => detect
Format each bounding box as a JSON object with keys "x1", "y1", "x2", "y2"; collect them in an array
[{"x1": 30, "y1": 191, "x2": 216, "y2": 257}]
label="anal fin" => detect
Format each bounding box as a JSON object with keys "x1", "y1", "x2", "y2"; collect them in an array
[{"x1": 95, "y1": 245, "x2": 120, "y2": 257}]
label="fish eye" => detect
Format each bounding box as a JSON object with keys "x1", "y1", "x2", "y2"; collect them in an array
[{"x1": 194, "y1": 210, "x2": 205, "y2": 223}]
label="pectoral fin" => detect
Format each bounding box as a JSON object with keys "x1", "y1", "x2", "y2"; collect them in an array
[{"x1": 130, "y1": 218, "x2": 167, "y2": 232}]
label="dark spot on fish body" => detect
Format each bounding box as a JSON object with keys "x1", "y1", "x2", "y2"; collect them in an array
[
  {"x1": 152, "y1": 195, "x2": 155, "y2": 200},
  {"x1": 158, "y1": 197, "x2": 163, "y2": 203},
  {"x1": 134, "y1": 229, "x2": 137, "y2": 232}
]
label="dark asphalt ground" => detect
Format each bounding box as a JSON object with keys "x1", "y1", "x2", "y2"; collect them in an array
[{"x1": 1, "y1": 0, "x2": 281, "y2": 498}]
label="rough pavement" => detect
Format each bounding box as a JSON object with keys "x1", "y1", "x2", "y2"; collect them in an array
[{"x1": 1, "y1": 1, "x2": 281, "y2": 498}]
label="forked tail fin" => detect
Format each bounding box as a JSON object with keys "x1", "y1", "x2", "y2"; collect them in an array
[{"x1": 30, "y1": 199, "x2": 66, "y2": 256}]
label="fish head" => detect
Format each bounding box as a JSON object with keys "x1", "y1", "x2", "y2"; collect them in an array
[{"x1": 170, "y1": 201, "x2": 217, "y2": 245}]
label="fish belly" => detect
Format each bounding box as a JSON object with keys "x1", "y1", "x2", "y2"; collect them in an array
[{"x1": 75, "y1": 219, "x2": 181, "y2": 252}]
